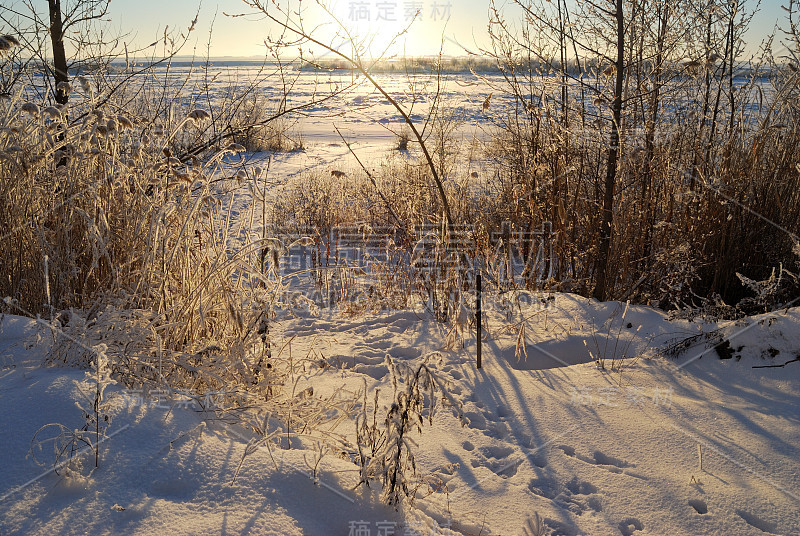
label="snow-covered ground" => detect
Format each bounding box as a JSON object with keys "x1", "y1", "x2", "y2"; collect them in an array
[{"x1": 1, "y1": 293, "x2": 798, "y2": 535}]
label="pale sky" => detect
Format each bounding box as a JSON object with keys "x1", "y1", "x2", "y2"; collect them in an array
[
  {"x1": 87, "y1": 0, "x2": 790, "y2": 59},
  {"x1": 107, "y1": 0, "x2": 489, "y2": 58}
]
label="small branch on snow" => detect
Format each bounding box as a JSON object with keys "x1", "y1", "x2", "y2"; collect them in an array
[{"x1": 752, "y1": 356, "x2": 800, "y2": 369}]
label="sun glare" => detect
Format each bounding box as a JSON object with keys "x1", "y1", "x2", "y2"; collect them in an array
[{"x1": 327, "y1": 1, "x2": 453, "y2": 58}]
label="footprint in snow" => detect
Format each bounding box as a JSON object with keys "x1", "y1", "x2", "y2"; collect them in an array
[
  {"x1": 688, "y1": 498, "x2": 708, "y2": 514},
  {"x1": 389, "y1": 346, "x2": 421, "y2": 359},
  {"x1": 527, "y1": 477, "x2": 601, "y2": 515},
  {"x1": 565, "y1": 476, "x2": 598, "y2": 495},
  {"x1": 559, "y1": 444, "x2": 576, "y2": 456},
  {"x1": 348, "y1": 347, "x2": 385, "y2": 361},
  {"x1": 463, "y1": 410, "x2": 487, "y2": 430},
  {"x1": 592, "y1": 450, "x2": 631, "y2": 468},
  {"x1": 528, "y1": 477, "x2": 560, "y2": 500},
  {"x1": 385, "y1": 321, "x2": 410, "y2": 334},
  {"x1": 618, "y1": 517, "x2": 643, "y2": 536},
  {"x1": 736, "y1": 509, "x2": 778, "y2": 533},
  {"x1": 447, "y1": 383, "x2": 463, "y2": 396},
  {"x1": 471, "y1": 457, "x2": 520, "y2": 478},
  {"x1": 480, "y1": 445, "x2": 515, "y2": 458},
  {"x1": 515, "y1": 436, "x2": 548, "y2": 466},
  {"x1": 559, "y1": 445, "x2": 643, "y2": 477},
  {"x1": 472, "y1": 445, "x2": 520, "y2": 478},
  {"x1": 353, "y1": 364, "x2": 389, "y2": 380},
  {"x1": 484, "y1": 420, "x2": 511, "y2": 440},
  {"x1": 362, "y1": 337, "x2": 392, "y2": 350}
]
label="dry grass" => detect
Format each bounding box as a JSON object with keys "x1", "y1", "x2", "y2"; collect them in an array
[
  {"x1": 0, "y1": 71, "x2": 279, "y2": 396},
  {"x1": 263, "y1": 62, "x2": 800, "y2": 316}
]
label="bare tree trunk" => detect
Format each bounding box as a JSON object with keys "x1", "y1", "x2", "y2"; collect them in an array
[
  {"x1": 641, "y1": 1, "x2": 670, "y2": 270},
  {"x1": 48, "y1": 0, "x2": 69, "y2": 105},
  {"x1": 593, "y1": 0, "x2": 625, "y2": 301},
  {"x1": 558, "y1": 0, "x2": 569, "y2": 126}
]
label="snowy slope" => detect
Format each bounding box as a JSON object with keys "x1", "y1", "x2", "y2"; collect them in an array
[{"x1": 0, "y1": 295, "x2": 798, "y2": 535}]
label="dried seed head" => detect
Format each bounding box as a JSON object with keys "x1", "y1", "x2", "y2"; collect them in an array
[
  {"x1": 106, "y1": 118, "x2": 117, "y2": 132},
  {"x1": 117, "y1": 115, "x2": 133, "y2": 130},
  {"x1": 94, "y1": 125, "x2": 108, "y2": 137},
  {"x1": 2, "y1": 35, "x2": 20, "y2": 46},
  {"x1": 77, "y1": 75, "x2": 91, "y2": 92},
  {"x1": 235, "y1": 169, "x2": 247, "y2": 181},
  {"x1": 187, "y1": 109, "x2": 211, "y2": 122},
  {"x1": 20, "y1": 102, "x2": 40, "y2": 116},
  {"x1": 42, "y1": 106, "x2": 62, "y2": 121},
  {"x1": 226, "y1": 142, "x2": 246, "y2": 153},
  {"x1": 56, "y1": 81, "x2": 72, "y2": 97},
  {"x1": 172, "y1": 169, "x2": 191, "y2": 181},
  {"x1": 0, "y1": 35, "x2": 19, "y2": 54},
  {"x1": 684, "y1": 60, "x2": 702, "y2": 74},
  {"x1": 91, "y1": 109, "x2": 104, "y2": 121}
]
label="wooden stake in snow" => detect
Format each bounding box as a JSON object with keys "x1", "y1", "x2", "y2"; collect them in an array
[
  {"x1": 476, "y1": 273, "x2": 482, "y2": 369},
  {"x1": 698, "y1": 444, "x2": 703, "y2": 471}
]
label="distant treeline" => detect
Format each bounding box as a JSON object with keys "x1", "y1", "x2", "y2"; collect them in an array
[
  {"x1": 5, "y1": 55, "x2": 769, "y2": 78},
  {"x1": 296, "y1": 56, "x2": 767, "y2": 78}
]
